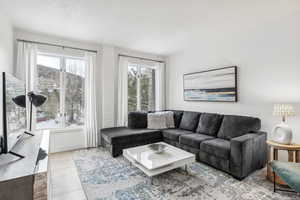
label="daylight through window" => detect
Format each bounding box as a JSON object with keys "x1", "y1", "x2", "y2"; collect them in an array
[
  {"x1": 36, "y1": 54, "x2": 85, "y2": 129},
  {"x1": 128, "y1": 63, "x2": 155, "y2": 112}
]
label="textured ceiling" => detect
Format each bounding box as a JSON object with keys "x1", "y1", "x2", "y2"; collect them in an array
[{"x1": 1, "y1": 0, "x2": 300, "y2": 55}]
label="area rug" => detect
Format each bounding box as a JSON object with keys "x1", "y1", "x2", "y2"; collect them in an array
[{"x1": 73, "y1": 148, "x2": 299, "y2": 200}]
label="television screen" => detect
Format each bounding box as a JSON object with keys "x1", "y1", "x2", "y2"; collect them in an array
[{"x1": 2, "y1": 72, "x2": 26, "y2": 153}]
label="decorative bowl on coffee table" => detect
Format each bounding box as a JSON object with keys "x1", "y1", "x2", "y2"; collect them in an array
[{"x1": 148, "y1": 143, "x2": 167, "y2": 154}]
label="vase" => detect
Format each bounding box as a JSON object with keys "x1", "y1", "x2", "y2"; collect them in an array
[{"x1": 272, "y1": 122, "x2": 293, "y2": 145}]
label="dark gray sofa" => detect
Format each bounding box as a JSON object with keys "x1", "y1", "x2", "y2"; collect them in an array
[{"x1": 101, "y1": 110, "x2": 267, "y2": 179}]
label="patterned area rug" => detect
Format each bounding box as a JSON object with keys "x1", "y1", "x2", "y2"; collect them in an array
[{"x1": 73, "y1": 148, "x2": 299, "y2": 200}]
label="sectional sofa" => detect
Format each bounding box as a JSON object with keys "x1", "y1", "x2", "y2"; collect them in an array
[{"x1": 101, "y1": 110, "x2": 267, "y2": 179}]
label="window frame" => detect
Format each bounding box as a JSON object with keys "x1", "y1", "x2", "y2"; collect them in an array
[
  {"x1": 128, "y1": 62, "x2": 156, "y2": 112},
  {"x1": 36, "y1": 52, "x2": 85, "y2": 131}
]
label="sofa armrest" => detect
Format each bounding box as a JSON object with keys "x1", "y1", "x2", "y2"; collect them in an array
[{"x1": 230, "y1": 131, "x2": 267, "y2": 179}]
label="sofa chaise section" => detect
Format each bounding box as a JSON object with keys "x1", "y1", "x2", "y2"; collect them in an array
[{"x1": 101, "y1": 126, "x2": 162, "y2": 157}]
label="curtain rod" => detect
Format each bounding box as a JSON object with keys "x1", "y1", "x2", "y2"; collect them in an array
[
  {"x1": 16, "y1": 39, "x2": 98, "y2": 53},
  {"x1": 119, "y1": 54, "x2": 164, "y2": 63}
]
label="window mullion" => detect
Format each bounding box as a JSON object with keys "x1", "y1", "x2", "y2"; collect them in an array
[
  {"x1": 136, "y1": 65, "x2": 141, "y2": 111},
  {"x1": 60, "y1": 57, "x2": 66, "y2": 128}
]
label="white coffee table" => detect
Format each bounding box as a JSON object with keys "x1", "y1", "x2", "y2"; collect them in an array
[{"x1": 123, "y1": 142, "x2": 195, "y2": 182}]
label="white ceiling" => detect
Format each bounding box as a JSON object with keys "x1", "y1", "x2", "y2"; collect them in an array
[{"x1": 1, "y1": 0, "x2": 300, "y2": 55}]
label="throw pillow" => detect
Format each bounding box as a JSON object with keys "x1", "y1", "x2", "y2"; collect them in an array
[
  {"x1": 165, "y1": 111, "x2": 175, "y2": 128},
  {"x1": 147, "y1": 111, "x2": 175, "y2": 129},
  {"x1": 147, "y1": 112, "x2": 168, "y2": 129}
]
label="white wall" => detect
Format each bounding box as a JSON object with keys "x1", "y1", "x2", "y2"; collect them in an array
[
  {"x1": 166, "y1": 14, "x2": 300, "y2": 149},
  {"x1": 0, "y1": 14, "x2": 13, "y2": 73},
  {"x1": 0, "y1": 13, "x2": 14, "y2": 149},
  {"x1": 49, "y1": 128, "x2": 85, "y2": 153}
]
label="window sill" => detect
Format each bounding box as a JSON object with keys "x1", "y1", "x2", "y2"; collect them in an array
[{"x1": 37, "y1": 126, "x2": 84, "y2": 134}]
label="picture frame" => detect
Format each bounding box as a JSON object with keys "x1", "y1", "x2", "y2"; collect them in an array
[{"x1": 183, "y1": 66, "x2": 237, "y2": 102}]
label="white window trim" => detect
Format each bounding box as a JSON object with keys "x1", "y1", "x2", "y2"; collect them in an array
[{"x1": 48, "y1": 126, "x2": 84, "y2": 134}]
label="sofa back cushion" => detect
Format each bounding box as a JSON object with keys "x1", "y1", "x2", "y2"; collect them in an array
[
  {"x1": 169, "y1": 110, "x2": 184, "y2": 128},
  {"x1": 128, "y1": 111, "x2": 148, "y2": 129},
  {"x1": 179, "y1": 111, "x2": 201, "y2": 131},
  {"x1": 196, "y1": 113, "x2": 223, "y2": 136},
  {"x1": 217, "y1": 115, "x2": 261, "y2": 140}
]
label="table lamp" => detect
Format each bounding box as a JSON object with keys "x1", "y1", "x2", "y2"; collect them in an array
[{"x1": 272, "y1": 104, "x2": 295, "y2": 144}]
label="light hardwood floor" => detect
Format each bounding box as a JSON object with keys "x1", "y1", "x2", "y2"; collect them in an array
[{"x1": 49, "y1": 151, "x2": 87, "y2": 200}]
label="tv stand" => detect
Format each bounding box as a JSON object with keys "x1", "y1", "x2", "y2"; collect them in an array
[
  {"x1": 0, "y1": 131, "x2": 50, "y2": 200},
  {"x1": 9, "y1": 151, "x2": 25, "y2": 159}
]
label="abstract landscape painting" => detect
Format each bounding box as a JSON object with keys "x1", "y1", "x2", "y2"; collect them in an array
[{"x1": 183, "y1": 66, "x2": 237, "y2": 102}]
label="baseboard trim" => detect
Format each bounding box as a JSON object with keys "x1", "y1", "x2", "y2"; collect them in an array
[{"x1": 50, "y1": 145, "x2": 86, "y2": 153}]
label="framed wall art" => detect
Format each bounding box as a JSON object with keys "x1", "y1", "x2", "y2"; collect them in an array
[{"x1": 183, "y1": 66, "x2": 237, "y2": 102}]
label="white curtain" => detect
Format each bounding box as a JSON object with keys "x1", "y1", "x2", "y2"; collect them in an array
[
  {"x1": 16, "y1": 41, "x2": 37, "y2": 130},
  {"x1": 84, "y1": 52, "x2": 99, "y2": 148},
  {"x1": 117, "y1": 56, "x2": 129, "y2": 126},
  {"x1": 117, "y1": 57, "x2": 165, "y2": 125},
  {"x1": 155, "y1": 62, "x2": 166, "y2": 111}
]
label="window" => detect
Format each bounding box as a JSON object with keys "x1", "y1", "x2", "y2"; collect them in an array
[
  {"x1": 128, "y1": 63, "x2": 155, "y2": 112},
  {"x1": 36, "y1": 53, "x2": 85, "y2": 129}
]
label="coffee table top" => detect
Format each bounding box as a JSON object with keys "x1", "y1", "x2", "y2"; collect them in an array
[{"x1": 123, "y1": 142, "x2": 195, "y2": 170}]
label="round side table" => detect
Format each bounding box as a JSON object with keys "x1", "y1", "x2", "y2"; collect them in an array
[{"x1": 266, "y1": 140, "x2": 300, "y2": 185}]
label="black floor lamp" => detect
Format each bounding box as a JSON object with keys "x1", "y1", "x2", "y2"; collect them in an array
[{"x1": 13, "y1": 92, "x2": 47, "y2": 135}]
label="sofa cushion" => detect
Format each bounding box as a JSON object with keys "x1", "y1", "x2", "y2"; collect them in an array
[
  {"x1": 196, "y1": 113, "x2": 223, "y2": 136},
  {"x1": 217, "y1": 115, "x2": 261, "y2": 140},
  {"x1": 162, "y1": 129, "x2": 193, "y2": 142},
  {"x1": 101, "y1": 127, "x2": 162, "y2": 145},
  {"x1": 170, "y1": 110, "x2": 184, "y2": 128},
  {"x1": 179, "y1": 133, "x2": 215, "y2": 148},
  {"x1": 128, "y1": 112, "x2": 148, "y2": 129},
  {"x1": 200, "y1": 138, "x2": 230, "y2": 159},
  {"x1": 179, "y1": 111, "x2": 201, "y2": 131}
]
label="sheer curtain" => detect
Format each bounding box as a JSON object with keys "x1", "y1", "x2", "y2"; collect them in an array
[
  {"x1": 117, "y1": 56, "x2": 129, "y2": 126},
  {"x1": 15, "y1": 41, "x2": 38, "y2": 130},
  {"x1": 84, "y1": 52, "x2": 99, "y2": 148},
  {"x1": 117, "y1": 56, "x2": 166, "y2": 126},
  {"x1": 155, "y1": 62, "x2": 166, "y2": 111}
]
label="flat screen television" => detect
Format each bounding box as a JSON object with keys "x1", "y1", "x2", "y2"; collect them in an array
[{"x1": 1, "y1": 72, "x2": 26, "y2": 155}]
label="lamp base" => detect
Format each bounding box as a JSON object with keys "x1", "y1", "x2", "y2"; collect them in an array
[{"x1": 272, "y1": 122, "x2": 293, "y2": 145}]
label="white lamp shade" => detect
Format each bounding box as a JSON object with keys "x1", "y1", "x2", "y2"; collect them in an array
[{"x1": 273, "y1": 104, "x2": 295, "y2": 117}]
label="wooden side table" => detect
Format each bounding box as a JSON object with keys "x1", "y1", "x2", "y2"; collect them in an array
[{"x1": 266, "y1": 140, "x2": 300, "y2": 185}]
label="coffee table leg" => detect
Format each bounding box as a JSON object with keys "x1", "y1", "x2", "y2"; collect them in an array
[
  {"x1": 150, "y1": 177, "x2": 153, "y2": 185},
  {"x1": 184, "y1": 164, "x2": 189, "y2": 174}
]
